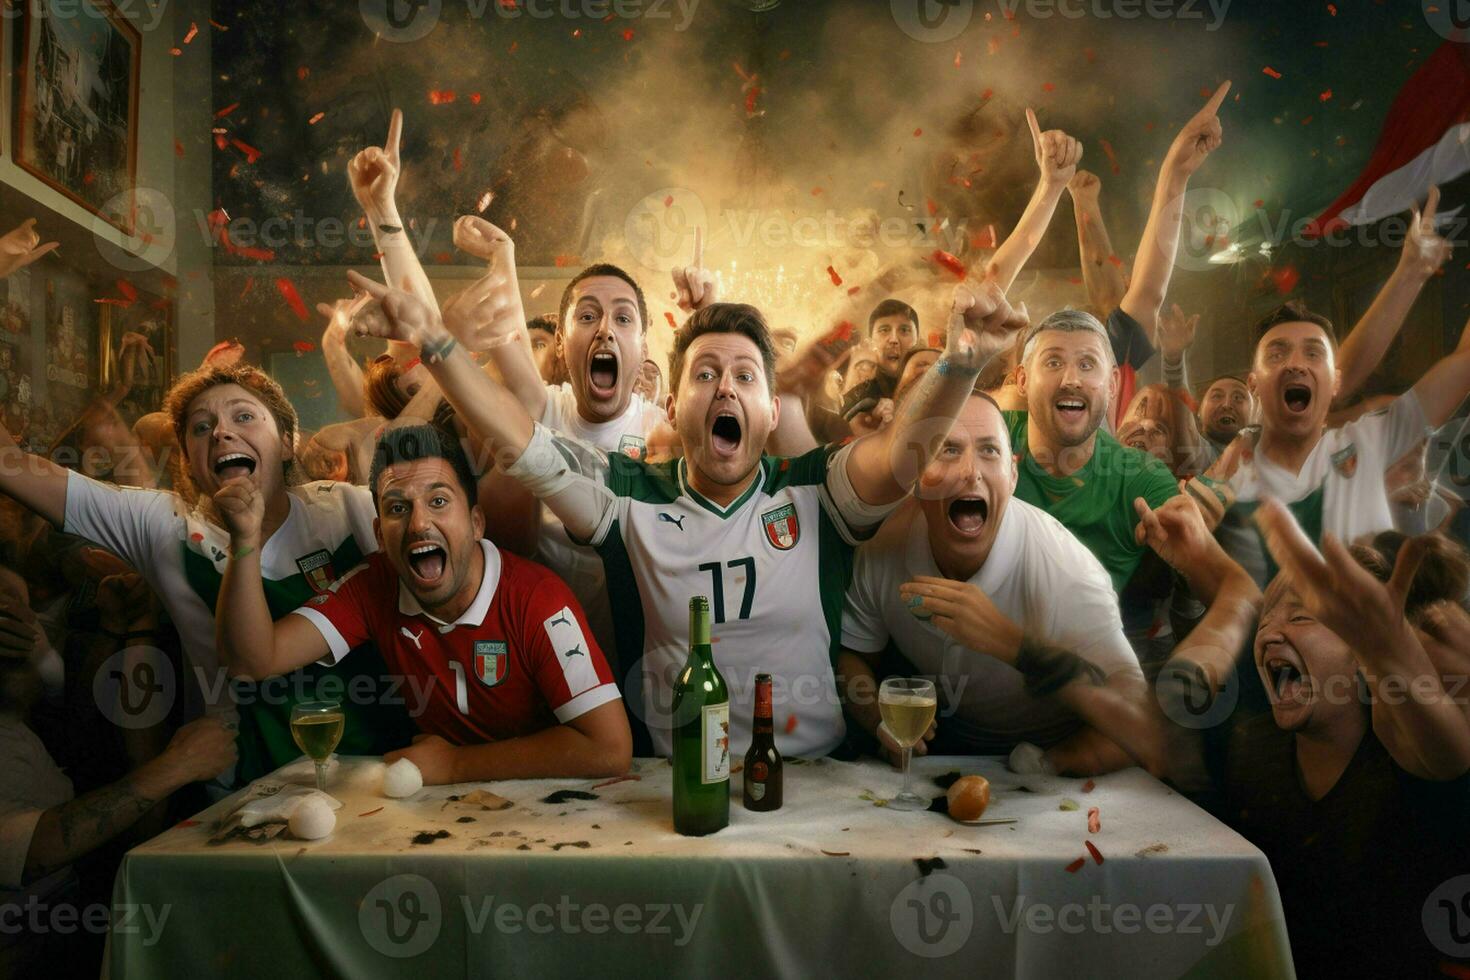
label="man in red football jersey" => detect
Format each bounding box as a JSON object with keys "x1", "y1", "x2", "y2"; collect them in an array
[{"x1": 212, "y1": 423, "x2": 631, "y2": 784}]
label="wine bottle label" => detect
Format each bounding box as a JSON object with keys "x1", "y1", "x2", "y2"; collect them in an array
[
  {"x1": 703, "y1": 703, "x2": 730, "y2": 784},
  {"x1": 749, "y1": 780, "x2": 766, "y2": 801}
]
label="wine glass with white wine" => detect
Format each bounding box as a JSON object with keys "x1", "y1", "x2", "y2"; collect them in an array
[
  {"x1": 290, "y1": 700, "x2": 344, "y2": 792},
  {"x1": 878, "y1": 677, "x2": 937, "y2": 811}
]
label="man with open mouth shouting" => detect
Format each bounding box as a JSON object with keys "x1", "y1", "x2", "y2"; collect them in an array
[
  {"x1": 1214, "y1": 300, "x2": 1470, "y2": 588},
  {"x1": 213, "y1": 423, "x2": 631, "y2": 785},
  {"x1": 837, "y1": 387, "x2": 1145, "y2": 775},
  {"x1": 344, "y1": 268, "x2": 1026, "y2": 760}
]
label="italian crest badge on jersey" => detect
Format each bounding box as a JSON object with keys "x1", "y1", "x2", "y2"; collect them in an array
[
  {"x1": 761, "y1": 503, "x2": 799, "y2": 550},
  {"x1": 618, "y1": 434, "x2": 647, "y2": 461},
  {"x1": 296, "y1": 550, "x2": 336, "y2": 594},
  {"x1": 1331, "y1": 444, "x2": 1359, "y2": 479},
  {"x1": 473, "y1": 641, "x2": 508, "y2": 687}
]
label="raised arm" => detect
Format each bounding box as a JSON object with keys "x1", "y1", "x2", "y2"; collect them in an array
[
  {"x1": 448, "y1": 216, "x2": 544, "y2": 415},
  {"x1": 317, "y1": 297, "x2": 369, "y2": 418},
  {"x1": 984, "y1": 109, "x2": 1080, "y2": 292},
  {"x1": 349, "y1": 108, "x2": 437, "y2": 314},
  {"x1": 1256, "y1": 498, "x2": 1470, "y2": 781},
  {"x1": 346, "y1": 271, "x2": 611, "y2": 544},
  {"x1": 0, "y1": 416, "x2": 70, "y2": 526},
  {"x1": 213, "y1": 476, "x2": 335, "y2": 680},
  {"x1": 0, "y1": 218, "x2": 59, "y2": 278},
  {"x1": 1412, "y1": 314, "x2": 1470, "y2": 429},
  {"x1": 1067, "y1": 170, "x2": 1127, "y2": 314},
  {"x1": 1333, "y1": 187, "x2": 1453, "y2": 406},
  {"x1": 1121, "y1": 81, "x2": 1231, "y2": 337},
  {"x1": 844, "y1": 280, "x2": 1027, "y2": 506}
]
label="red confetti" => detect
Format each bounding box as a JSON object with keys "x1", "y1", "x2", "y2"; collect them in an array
[
  {"x1": 572, "y1": 28, "x2": 582, "y2": 37},
  {"x1": 811, "y1": 187, "x2": 824, "y2": 196},
  {"x1": 665, "y1": 311, "x2": 678, "y2": 330},
  {"x1": 428, "y1": 90, "x2": 456, "y2": 105},
  {"x1": 554, "y1": 254, "x2": 579, "y2": 268},
  {"x1": 1099, "y1": 138, "x2": 1121, "y2": 174},
  {"x1": 1262, "y1": 66, "x2": 1282, "y2": 79},
  {"x1": 745, "y1": 87, "x2": 761, "y2": 115},
  {"x1": 239, "y1": 277, "x2": 254, "y2": 301},
  {"x1": 173, "y1": 139, "x2": 184, "y2": 157},
  {"x1": 1270, "y1": 265, "x2": 1300, "y2": 294},
  {"x1": 214, "y1": 102, "x2": 239, "y2": 118},
  {"x1": 832, "y1": 321, "x2": 856, "y2": 342},
  {"x1": 826, "y1": 265, "x2": 843, "y2": 287},
  {"x1": 953, "y1": 50, "x2": 962, "y2": 68},
  {"x1": 509, "y1": 41, "x2": 518, "y2": 53},
  {"x1": 1106, "y1": 255, "x2": 1123, "y2": 268},
  {"x1": 1327, "y1": 2, "x2": 1336, "y2": 13},
  {"x1": 297, "y1": 66, "x2": 310, "y2": 81},
  {"x1": 1087, "y1": 806, "x2": 1100, "y2": 833},
  {"x1": 1065, "y1": 857, "x2": 1086, "y2": 873},
  {"x1": 663, "y1": 194, "x2": 674, "y2": 208},
  {"x1": 293, "y1": 340, "x2": 315, "y2": 354},
  {"x1": 358, "y1": 806, "x2": 384, "y2": 817},
  {"x1": 933, "y1": 250, "x2": 966, "y2": 280},
  {"x1": 209, "y1": 19, "x2": 226, "y2": 30},
  {"x1": 275, "y1": 278, "x2": 309, "y2": 322},
  {"x1": 1253, "y1": 198, "x2": 1265, "y2": 209},
  {"x1": 469, "y1": 93, "x2": 483, "y2": 105},
  {"x1": 925, "y1": 198, "x2": 938, "y2": 216},
  {"x1": 1082, "y1": 48, "x2": 1096, "y2": 64},
  {"x1": 308, "y1": 112, "x2": 325, "y2": 125},
  {"x1": 452, "y1": 147, "x2": 463, "y2": 171},
  {"x1": 912, "y1": 127, "x2": 923, "y2": 137},
  {"x1": 213, "y1": 134, "x2": 228, "y2": 151},
  {"x1": 970, "y1": 225, "x2": 996, "y2": 250},
  {"x1": 1082, "y1": 778, "x2": 1096, "y2": 792},
  {"x1": 1041, "y1": 82, "x2": 1055, "y2": 93},
  {"x1": 622, "y1": 28, "x2": 634, "y2": 41},
  {"x1": 784, "y1": 714, "x2": 798, "y2": 735},
  {"x1": 1085, "y1": 840, "x2": 1104, "y2": 864},
  {"x1": 117, "y1": 280, "x2": 138, "y2": 302},
  {"x1": 169, "y1": 47, "x2": 181, "y2": 57},
  {"x1": 230, "y1": 138, "x2": 262, "y2": 164},
  {"x1": 1319, "y1": 89, "x2": 1332, "y2": 102}
]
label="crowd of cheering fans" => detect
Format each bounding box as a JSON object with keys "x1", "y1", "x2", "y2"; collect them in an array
[{"x1": 1, "y1": 81, "x2": 1468, "y2": 978}]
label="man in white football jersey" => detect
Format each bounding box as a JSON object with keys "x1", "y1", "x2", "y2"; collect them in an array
[{"x1": 345, "y1": 269, "x2": 1027, "y2": 759}]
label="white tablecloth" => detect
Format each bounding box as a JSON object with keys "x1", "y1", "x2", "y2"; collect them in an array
[{"x1": 108, "y1": 755, "x2": 1294, "y2": 979}]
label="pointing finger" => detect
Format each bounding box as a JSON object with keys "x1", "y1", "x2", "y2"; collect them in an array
[
  {"x1": 1200, "y1": 80, "x2": 1231, "y2": 117},
  {"x1": 1025, "y1": 107, "x2": 1042, "y2": 150},
  {"x1": 385, "y1": 108, "x2": 403, "y2": 160},
  {"x1": 692, "y1": 225, "x2": 703, "y2": 269}
]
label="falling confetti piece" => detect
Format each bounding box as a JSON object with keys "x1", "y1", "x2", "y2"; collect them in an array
[
  {"x1": 214, "y1": 102, "x2": 239, "y2": 118},
  {"x1": 117, "y1": 280, "x2": 138, "y2": 302},
  {"x1": 276, "y1": 278, "x2": 309, "y2": 322},
  {"x1": 169, "y1": 47, "x2": 181, "y2": 56},
  {"x1": 811, "y1": 186, "x2": 824, "y2": 197},
  {"x1": 452, "y1": 147, "x2": 463, "y2": 171},
  {"x1": 1262, "y1": 66, "x2": 1282, "y2": 79},
  {"x1": 1042, "y1": 82, "x2": 1055, "y2": 93},
  {"x1": 477, "y1": 190, "x2": 495, "y2": 213},
  {"x1": 1099, "y1": 138, "x2": 1121, "y2": 174},
  {"x1": 926, "y1": 198, "x2": 938, "y2": 216},
  {"x1": 953, "y1": 50, "x2": 962, "y2": 67},
  {"x1": 847, "y1": 286, "x2": 861, "y2": 296},
  {"x1": 1087, "y1": 807, "x2": 1100, "y2": 833},
  {"x1": 174, "y1": 139, "x2": 184, "y2": 157},
  {"x1": 1319, "y1": 89, "x2": 1332, "y2": 102},
  {"x1": 554, "y1": 254, "x2": 578, "y2": 268},
  {"x1": 826, "y1": 265, "x2": 843, "y2": 287},
  {"x1": 358, "y1": 806, "x2": 384, "y2": 817},
  {"x1": 933, "y1": 250, "x2": 966, "y2": 280},
  {"x1": 1253, "y1": 198, "x2": 1265, "y2": 209},
  {"x1": 665, "y1": 311, "x2": 678, "y2": 330},
  {"x1": 308, "y1": 112, "x2": 325, "y2": 125},
  {"x1": 230, "y1": 138, "x2": 262, "y2": 164},
  {"x1": 745, "y1": 87, "x2": 761, "y2": 114},
  {"x1": 912, "y1": 127, "x2": 923, "y2": 137},
  {"x1": 1065, "y1": 857, "x2": 1086, "y2": 873},
  {"x1": 784, "y1": 715, "x2": 798, "y2": 735},
  {"x1": 970, "y1": 224, "x2": 997, "y2": 250},
  {"x1": 293, "y1": 340, "x2": 316, "y2": 355},
  {"x1": 1327, "y1": 2, "x2": 1336, "y2": 13},
  {"x1": 429, "y1": 90, "x2": 457, "y2": 105},
  {"x1": 1086, "y1": 840, "x2": 1104, "y2": 864},
  {"x1": 297, "y1": 66, "x2": 310, "y2": 81},
  {"x1": 622, "y1": 28, "x2": 634, "y2": 41},
  {"x1": 1270, "y1": 265, "x2": 1300, "y2": 294}
]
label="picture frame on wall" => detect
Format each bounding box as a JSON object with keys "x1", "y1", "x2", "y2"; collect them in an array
[
  {"x1": 37, "y1": 266, "x2": 98, "y2": 454},
  {"x1": 97, "y1": 285, "x2": 174, "y2": 427},
  {"x1": 14, "y1": 0, "x2": 141, "y2": 232}
]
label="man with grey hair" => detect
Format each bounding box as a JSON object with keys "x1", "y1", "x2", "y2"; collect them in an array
[{"x1": 1005, "y1": 308, "x2": 1182, "y2": 591}]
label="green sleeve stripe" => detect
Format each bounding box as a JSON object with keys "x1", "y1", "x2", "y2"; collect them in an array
[
  {"x1": 607, "y1": 453, "x2": 681, "y2": 505},
  {"x1": 763, "y1": 446, "x2": 836, "y2": 493},
  {"x1": 816, "y1": 508, "x2": 857, "y2": 667},
  {"x1": 593, "y1": 518, "x2": 646, "y2": 681}
]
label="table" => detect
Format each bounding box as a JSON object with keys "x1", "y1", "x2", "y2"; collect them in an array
[{"x1": 108, "y1": 755, "x2": 1295, "y2": 979}]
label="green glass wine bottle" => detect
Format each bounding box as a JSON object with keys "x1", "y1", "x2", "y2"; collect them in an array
[{"x1": 672, "y1": 595, "x2": 730, "y2": 836}]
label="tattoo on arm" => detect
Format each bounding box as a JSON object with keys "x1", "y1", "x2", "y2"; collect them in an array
[
  {"x1": 378, "y1": 224, "x2": 403, "y2": 235},
  {"x1": 30, "y1": 778, "x2": 161, "y2": 880}
]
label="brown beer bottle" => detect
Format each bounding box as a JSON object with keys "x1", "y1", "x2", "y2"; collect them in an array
[{"x1": 743, "y1": 673, "x2": 783, "y2": 811}]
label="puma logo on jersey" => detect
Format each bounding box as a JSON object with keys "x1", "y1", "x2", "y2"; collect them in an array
[
  {"x1": 564, "y1": 644, "x2": 586, "y2": 657},
  {"x1": 400, "y1": 627, "x2": 425, "y2": 650},
  {"x1": 658, "y1": 512, "x2": 686, "y2": 530},
  {"x1": 548, "y1": 611, "x2": 572, "y2": 628}
]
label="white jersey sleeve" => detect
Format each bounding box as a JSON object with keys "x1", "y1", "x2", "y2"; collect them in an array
[
  {"x1": 504, "y1": 422, "x2": 618, "y2": 546},
  {"x1": 1353, "y1": 389, "x2": 1430, "y2": 466},
  {"x1": 62, "y1": 469, "x2": 180, "y2": 575},
  {"x1": 839, "y1": 543, "x2": 892, "y2": 654},
  {"x1": 820, "y1": 442, "x2": 902, "y2": 545}
]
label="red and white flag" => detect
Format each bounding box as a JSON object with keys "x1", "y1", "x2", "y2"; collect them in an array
[{"x1": 1305, "y1": 41, "x2": 1470, "y2": 238}]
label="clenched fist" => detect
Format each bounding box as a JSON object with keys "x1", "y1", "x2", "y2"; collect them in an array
[{"x1": 213, "y1": 477, "x2": 265, "y2": 550}]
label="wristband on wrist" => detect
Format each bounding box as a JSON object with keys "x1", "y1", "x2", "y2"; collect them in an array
[
  {"x1": 232, "y1": 543, "x2": 256, "y2": 561},
  {"x1": 423, "y1": 335, "x2": 458, "y2": 365}
]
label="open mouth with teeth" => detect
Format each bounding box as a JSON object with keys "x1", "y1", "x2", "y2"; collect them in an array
[
  {"x1": 1282, "y1": 384, "x2": 1312, "y2": 415},
  {"x1": 213, "y1": 452, "x2": 257, "y2": 481},
  {"x1": 588, "y1": 350, "x2": 619, "y2": 398},
  {"x1": 1264, "y1": 653, "x2": 1309, "y2": 705},
  {"x1": 710, "y1": 413, "x2": 743, "y2": 457},
  {"x1": 1054, "y1": 396, "x2": 1087, "y2": 424},
  {"x1": 946, "y1": 496, "x2": 989, "y2": 536},
  {"x1": 406, "y1": 541, "x2": 447, "y2": 586},
  {"x1": 1214, "y1": 412, "x2": 1238, "y2": 429}
]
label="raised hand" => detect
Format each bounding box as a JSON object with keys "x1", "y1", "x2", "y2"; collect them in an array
[
  {"x1": 345, "y1": 270, "x2": 451, "y2": 352},
  {"x1": 1254, "y1": 496, "x2": 1424, "y2": 647},
  {"x1": 1400, "y1": 185, "x2": 1453, "y2": 281},
  {"x1": 1027, "y1": 108, "x2": 1082, "y2": 186},
  {"x1": 1067, "y1": 169, "x2": 1101, "y2": 206},
  {"x1": 116, "y1": 331, "x2": 156, "y2": 389},
  {"x1": 1156, "y1": 303, "x2": 1199, "y2": 360},
  {"x1": 672, "y1": 227, "x2": 717, "y2": 313},
  {"x1": 948, "y1": 278, "x2": 1029, "y2": 369},
  {"x1": 213, "y1": 476, "x2": 266, "y2": 549},
  {"x1": 440, "y1": 268, "x2": 524, "y2": 349},
  {"x1": 347, "y1": 109, "x2": 404, "y2": 222},
  {"x1": 1134, "y1": 494, "x2": 1218, "y2": 573},
  {"x1": 158, "y1": 717, "x2": 239, "y2": 786},
  {"x1": 773, "y1": 320, "x2": 861, "y2": 396},
  {"x1": 453, "y1": 215, "x2": 515, "y2": 266},
  {"x1": 1165, "y1": 81, "x2": 1231, "y2": 179},
  {"x1": 0, "y1": 219, "x2": 60, "y2": 278},
  {"x1": 202, "y1": 339, "x2": 246, "y2": 370}
]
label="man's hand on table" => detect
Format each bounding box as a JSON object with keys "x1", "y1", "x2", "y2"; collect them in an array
[{"x1": 386, "y1": 733, "x2": 459, "y2": 785}]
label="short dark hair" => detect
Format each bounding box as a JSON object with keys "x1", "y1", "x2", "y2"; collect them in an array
[
  {"x1": 868, "y1": 298, "x2": 918, "y2": 335},
  {"x1": 557, "y1": 263, "x2": 648, "y2": 335},
  {"x1": 369, "y1": 424, "x2": 479, "y2": 512},
  {"x1": 668, "y1": 303, "x2": 777, "y2": 395},
  {"x1": 1253, "y1": 301, "x2": 1337, "y2": 350},
  {"x1": 526, "y1": 313, "x2": 557, "y2": 337}
]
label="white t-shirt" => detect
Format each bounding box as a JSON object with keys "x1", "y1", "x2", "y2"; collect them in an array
[
  {"x1": 841, "y1": 497, "x2": 1141, "y2": 752},
  {"x1": 61, "y1": 472, "x2": 379, "y2": 722},
  {"x1": 535, "y1": 383, "x2": 667, "y2": 667},
  {"x1": 1219, "y1": 391, "x2": 1430, "y2": 585},
  {"x1": 0, "y1": 715, "x2": 73, "y2": 896}
]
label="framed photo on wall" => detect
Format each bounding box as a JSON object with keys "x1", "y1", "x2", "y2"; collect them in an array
[
  {"x1": 14, "y1": 0, "x2": 141, "y2": 231},
  {"x1": 98, "y1": 285, "x2": 174, "y2": 427},
  {"x1": 36, "y1": 267, "x2": 97, "y2": 453}
]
